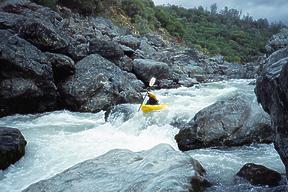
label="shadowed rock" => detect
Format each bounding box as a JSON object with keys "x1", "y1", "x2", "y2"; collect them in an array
[
  {"x1": 0, "y1": 29, "x2": 58, "y2": 117},
  {"x1": 255, "y1": 46, "x2": 288, "y2": 177},
  {"x1": 236, "y1": 163, "x2": 281, "y2": 187},
  {"x1": 0, "y1": 127, "x2": 27, "y2": 170}
]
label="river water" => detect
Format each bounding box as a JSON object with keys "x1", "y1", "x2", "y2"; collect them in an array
[{"x1": 0, "y1": 80, "x2": 285, "y2": 191}]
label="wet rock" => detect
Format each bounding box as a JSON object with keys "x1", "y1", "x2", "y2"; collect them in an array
[
  {"x1": 24, "y1": 144, "x2": 209, "y2": 192},
  {"x1": 190, "y1": 176, "x2": 212, "y2": 192},
  {"x1": 255, "y1": 46, "x2": 288, "y2": 177},
  {"x1": 105, "y1": 104, "x2": 135, "y2": 123},
  {"x1": 175, "y1": 92, "x2": 272, "y2": 151},
  {"x1": 59, "y1": 54, "x2": 142, "y2": 112},
  {"x1": 132, "y1": 59, "x2": 170, "y2": 85},
  {"x1": 0, "y1": 29, "x2": 57, "y2": 117},
  {"x1": 46, "y1": 52, "x2": 75, "y2": 83},
  {"x1": 236, "y1": 163, "x2": 281, "y2": 187},
  {"x1": 0, "y1": 127, "x2": 27, "y2": 170}
]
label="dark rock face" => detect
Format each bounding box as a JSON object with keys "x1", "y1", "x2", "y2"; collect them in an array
[
  {"x1": 59, "y1": 54, "x2": 142, "y2": 112},
  {"x1": 255, "y1": 46, "x2": 288, "y2": 177},
  {"x1": 23, "y1": 144, "x2": 210, "y2": 192},
  {"x1": 236, "y1": 163, "x2": 281, "y2": 187},
  {"x1": 175, "y1": 93, "x2": 272, "y2": 151},
  {"x1": 132, "y1": 59, "x2": 171, "y2": 85},
  {"x1": 46, "y1": 52, "x2": 75, "y2": 83},
  {"x1": 0, "y1": 29, "x2": 58, "y2": 117},
  {"x1": 88, "y1": 38, "x2": 124, "y2": 60},
  {"x1": 0, "y1": 127, "x2": 27, "y2": 170},
  {"x1": 0, "y1": 2, "x2": 69, "y2": 52}
]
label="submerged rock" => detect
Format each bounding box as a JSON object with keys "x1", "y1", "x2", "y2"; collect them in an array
[
  {"x1": 0, "y1": 127, "x2": 27, "y2": 170},
  {"x1": 175, "y1": 92, "x2": 272, "y2": 151},
  {"x1": 236, "y1": 163, "x2": 281, "y2": 187},
  {"x1": 255, "y1": 46, "x2": 288, "y2": 177},
  {"x1": 24, "y1": 144, "x2": 210, "y2": 192},
  {"x1": 59, "y1": 54, "x2": 142, "y2": 112}
]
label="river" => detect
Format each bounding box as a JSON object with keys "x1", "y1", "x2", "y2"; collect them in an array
[{"x1": 0, "y1": 79, "x2": 285, "y2": 191}]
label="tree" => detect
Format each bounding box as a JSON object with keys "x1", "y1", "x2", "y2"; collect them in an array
[{"x1": 210, "y1": 3, "x2": 217, "y2": 15}]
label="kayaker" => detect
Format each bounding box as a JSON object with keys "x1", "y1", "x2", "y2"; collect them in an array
[{"x1": 146, "y1": 92, "x2": 159, "y2": 105}]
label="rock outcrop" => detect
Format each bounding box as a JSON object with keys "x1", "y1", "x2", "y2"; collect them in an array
[
  {"x1": 0, "y1": 29, "x2": 58, "y2": 117},
  {"x1": 265, "y1": 28, "x2": 288, "y2": 55},
  {"x1": 255, "y1": 40, "x2": 288, "y2": 177},
  {"x1": 0, "y1": 127, "x2": 27, "y2": 170},
  {"x1": 175, "y1": 92, "x2": 272, "y2": 151},
  {"x1": 23, "y1": 144, "x2": 210, "y2": 192},
  {"x1": 236, "y1": 163, "x2": 282, "y2": 187}
]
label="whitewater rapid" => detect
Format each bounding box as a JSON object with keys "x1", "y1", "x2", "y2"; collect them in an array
[{"x1": 0, "y1": 80, "x2": 285, "y2": 191}]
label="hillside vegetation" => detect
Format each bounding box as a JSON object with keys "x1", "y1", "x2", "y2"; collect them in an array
[{"x1": 33, "y1": 0, "x2": 284, "y2": 62}]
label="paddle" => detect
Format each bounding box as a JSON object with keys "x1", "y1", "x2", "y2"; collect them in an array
[{"x1": 138, "y1": 77, "x2": 156, "y2": 112}]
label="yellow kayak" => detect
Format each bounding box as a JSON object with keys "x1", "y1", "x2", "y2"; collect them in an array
[{"x1": 141, "y1": 104, "x2": 168, "y2": 113}]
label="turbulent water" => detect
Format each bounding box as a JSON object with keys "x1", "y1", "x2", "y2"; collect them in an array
[{"x1": 0, "y1": 80, "x2": 285, "y2": 192}]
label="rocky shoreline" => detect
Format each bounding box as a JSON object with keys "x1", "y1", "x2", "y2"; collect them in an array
[{"x1": 0, "y1": 1, "x2": 288, "y2": 191}]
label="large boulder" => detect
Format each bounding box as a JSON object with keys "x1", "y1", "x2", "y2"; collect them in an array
[
  {"x1": 0, "y1": 127, "x2": 27, "y2": 170},
  {"x1": 24, "y1": 144, "x2": 210, "y2": 192},
  {"x1": 0, "y1": 2, "x2": 69, "y2": 52},
  {"x1": 88, "y1": 38, "x2": 124, "y2": 60},
  {"x1": 132, "y1": 59, "x2": 171, "y2": 85},
  {"x1": 236, "y1": 163, "x2": 282, "y2": 187},
  {"x1": 255, "y1": 47, "x2": 288, "y2": 177},
  {"x1": 59, "y1": 54, "x2": 142, "y2": 112},
  {"x1": 0, "y1": 29, "x2": 58, "y2": 117},
  {"x1": 175, "y1": 92, "x2": 272, "y2": 151}
]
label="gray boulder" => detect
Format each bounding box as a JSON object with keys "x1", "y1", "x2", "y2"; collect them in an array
[
  {"x1": 255, "y1": 47, "x2": 288, "y2": 177},
  {"x1": 88, "y1": 38, "x2": 124, "y2": 60},
  {"x1": 24, "y1": 144, "x2": 210, "y2": 192},
  {"x1": 59, "y1": 54, "x2": 142, "y2": 112},
  {"x1": 0, "y1": 127, "x2": 27, "y2": 170},
  {"x1": 0, "y1": 29, "x2": 57, "y2": 117},
  {"x1": 132, "y1": 59, "x2": 170, "y2": 85},
  {"x1": 1, "y1": 2, "x2": 69, "y2": 52},
  {"x1": 175, "y1": 92, "x2": 272, "y2": 151}
]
